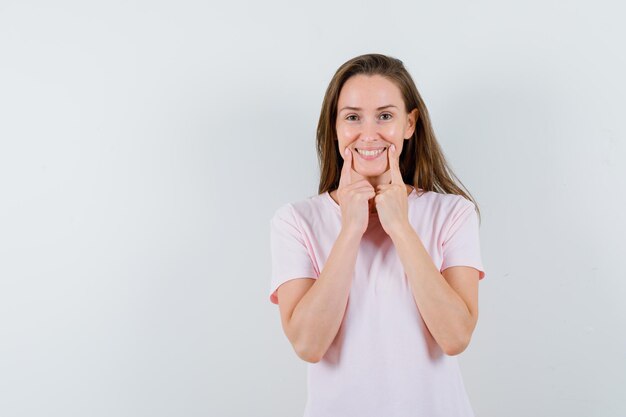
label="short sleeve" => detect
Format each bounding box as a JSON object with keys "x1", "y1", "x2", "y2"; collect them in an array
[
  {"x1": 440, "y1": 200, "x2": 486, "y2": 280},
  {"x1": 269, "y1": 203, "x2": 319, "y2": 304}
]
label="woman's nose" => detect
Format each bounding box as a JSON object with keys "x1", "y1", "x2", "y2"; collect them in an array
[{"x1": 360, "y1": 118, "x2": 379, "y2": 139}]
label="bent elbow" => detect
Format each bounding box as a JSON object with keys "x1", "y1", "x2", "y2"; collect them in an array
[
  {"x1": 286, "y1": 323, "x2": 323, "y2": 363},
  {"x1": 444, "y1": 336, "x2": 471, "y2": 356},
  {"x1": 295, "y1": 344, "x2": 323, "y2": 363},
  {"x1": 293, "y1": 339, "x2": 324, "y2": 363},
  {"x1": 444, "y1": 344, "x2": 464, "y2": 356},
  {"x1": 300, "y1": 353, "x2": 322, "y2": 364}
]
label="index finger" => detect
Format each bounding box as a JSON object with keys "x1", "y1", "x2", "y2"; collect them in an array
[
  {"x1": 338, "y1": 147, "x2": 352, "y2": 188},
  {"x1": 388, "y1": 144, "x2": 403, "y2": 185}
]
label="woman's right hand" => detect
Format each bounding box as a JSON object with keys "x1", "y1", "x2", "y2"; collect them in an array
[{"x1": 337, "y1": 147, "x2": 376, "y2": 237}]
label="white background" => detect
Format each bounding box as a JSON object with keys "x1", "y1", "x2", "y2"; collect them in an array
[{"x1": 1, "y1": 1, "x2": 625, "y2": 416}]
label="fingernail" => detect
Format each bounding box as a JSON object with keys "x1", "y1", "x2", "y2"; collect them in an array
[
  {"x1": 344, "y1": 148, "x2": 349, "y2": 156},
  {"x1": 391, "y1": 144, "x2": 396, "y2": 152}
]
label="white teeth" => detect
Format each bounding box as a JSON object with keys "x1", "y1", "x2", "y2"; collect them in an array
[{"x1": 357, "y1": 148, "x2": 384, "y2": 157}]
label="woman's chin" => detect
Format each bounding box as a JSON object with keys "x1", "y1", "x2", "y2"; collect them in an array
[{"x1": 355, "y1": 165, "x2": 388, "y2": 178}]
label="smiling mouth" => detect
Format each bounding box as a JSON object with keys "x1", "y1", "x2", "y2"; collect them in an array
[{"x1": 355, "y1": 147, "x2": 387, "y2": 157}]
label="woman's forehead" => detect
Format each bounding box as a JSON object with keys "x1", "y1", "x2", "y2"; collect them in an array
[{"x1": 338, "y1": 75, "x2": 403, "y2": 108}]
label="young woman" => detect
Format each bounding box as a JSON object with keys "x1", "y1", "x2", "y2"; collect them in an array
[{"x1": 269, "y1": 53, "x2": 486, "y2": 417}]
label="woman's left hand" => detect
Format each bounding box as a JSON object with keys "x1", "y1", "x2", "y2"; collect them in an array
[{"x1": 375, "y1": 144, "x2": 411, "y2": 238}]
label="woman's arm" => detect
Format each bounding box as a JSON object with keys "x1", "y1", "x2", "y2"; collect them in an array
[
  {"x1": 391, "y1": 224, "x2": 478, "y2": 355},
  {"x1": 389, "y1": 223, "x2": 478, "y2": 356},
  {"x1": 280, "y1": 227, "x2": 362, "y2": 363}
]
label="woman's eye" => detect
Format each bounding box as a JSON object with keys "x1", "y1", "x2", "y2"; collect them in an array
[
  {"x1": 380, "y1": 113, "x2": 392, "y2": 120},
  {"x1": 346, "y1": 115, "x2": 358, "y2": 121}
]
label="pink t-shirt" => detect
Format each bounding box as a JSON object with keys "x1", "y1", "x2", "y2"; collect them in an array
[{"x1": 269, "y1": 187, "x2": 486, "y2": 417}]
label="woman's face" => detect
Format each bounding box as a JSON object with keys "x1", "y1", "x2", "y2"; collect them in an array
[{"x1": 335, "y1": 74, "x2": 418, "y2": 184}]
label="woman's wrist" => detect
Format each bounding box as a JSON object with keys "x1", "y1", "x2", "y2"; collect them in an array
[{"x1": 339, "y1": 225, "x2": 364, "y2": 242}]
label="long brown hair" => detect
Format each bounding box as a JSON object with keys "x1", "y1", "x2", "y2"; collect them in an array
[{"x1": 316, "y1": 53, "x2": 482, "y2": 224}]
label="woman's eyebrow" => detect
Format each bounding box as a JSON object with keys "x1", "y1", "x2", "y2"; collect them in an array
[{"x1": 339, "y1": 105, "x2": 398, "y2": 112}]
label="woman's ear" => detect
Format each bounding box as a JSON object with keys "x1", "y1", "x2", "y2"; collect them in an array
[{"x1": 405, "y1": 108, "x2": 419, "y2": 139}]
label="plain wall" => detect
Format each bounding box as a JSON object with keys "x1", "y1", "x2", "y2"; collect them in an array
[{"x1": 1, "y1": 1, "x2": 625, "y2": 416}]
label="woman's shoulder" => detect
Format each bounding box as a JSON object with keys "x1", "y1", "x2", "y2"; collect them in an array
[
  {"x1": 412, "y1": 188, "x2": 475, "y2": 213},
  {"x1": 271, "y1": 192, "x2": 334, "y2": 222}
]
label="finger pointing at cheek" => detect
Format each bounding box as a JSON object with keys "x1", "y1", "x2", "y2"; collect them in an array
[
  {"x1": 339, "y1": 147, "x2": 352, "y2": 188},
  {"x1": 389, "y1": 144, "x2": 403, "y2": 185}
]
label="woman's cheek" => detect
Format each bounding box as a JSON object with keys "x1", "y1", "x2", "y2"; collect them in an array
[
  {"x1": 338, "y1": 126, "x2": 358, "y2": 142},
  {"x1": 383, "y1": 125, "x2": 399, "y2": 137}
]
